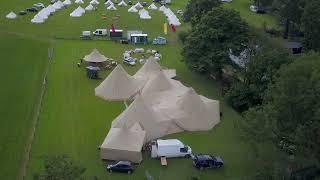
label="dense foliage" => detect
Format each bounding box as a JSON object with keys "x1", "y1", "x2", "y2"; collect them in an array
[
  {"x1": 184, "y1": 0, "x2": 221, "y2": 25},
  {"x1": 182, "y1": 7, "x2": 250, "y2": 78},
  {"x1": 226, "y1": 47, "x2": 292, "y2": 112},
  {"x1": 33, "y1": 155, "x2": 86, "y2": 180},
  {"x1": 301, "y1": 0, "x2": 320, "y2": 51},
  {"x1": 242, "y1": 53, "x2": 320, "y2": 164}
]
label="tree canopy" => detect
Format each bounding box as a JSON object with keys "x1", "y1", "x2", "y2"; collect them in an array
[
  {"x1": 184, "y1": 0, "x2": 221, "y2": 25},
  {"x1": 182, "y1": 7, "x2": 250, "y2": 78},
  {"x1": 242, "y1": 53, "x2": 320, "y2": 163},
  {"x1": 34, "y1": 155, "x2": 86, "y2": 180},
  {"x1": 227, "y1": 46, "x2": 292, "y2": 112},
  {"x1": 302, "y1": 0, "x2": 320, "y2": 51}
]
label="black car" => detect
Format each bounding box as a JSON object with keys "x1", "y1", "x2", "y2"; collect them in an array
[
  {"x1": 106, "y1": 161, "x2": 134, "y2": 174},
  {"x1": 192, "y1": 154, "x2": 223, "y2": 170},
  {"x1": 19, "y1": 11, "x2": 27, "y2": 15},
  {"x1": 26, "y1": 7, "x2": 38, "y2": 12}
]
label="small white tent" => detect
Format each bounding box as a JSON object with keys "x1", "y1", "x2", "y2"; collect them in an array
[
  {"x1": 75, "y1": 0, "x2": 84, "y2": 4},
  {"x1": 118, "y1": 0, "x2": 127, "y2": 6},
  {"x1": 134, "y1": 2, "x2": 143, "y2": 9},
  {"x1": 31, "y1": 15, "x2": 45, "y2": 24},
  {"x1": 6, "y1": 12, "x2": 17, "y2": 19},
  {"x1": 107, "y1": 4, "x2": 117, "y2": 10},
  {"x1": 85, "y1": 4, "x2": 94, "y2": 11},
  {"x1": 128, "y1": 6, "x2": 138, "y2": 12},
  {"x1": 63, "y1": 0, "x2": 72, "y2": 6},
  {"x1": 46, "y1": 5, "x2": 56, "y2": 13},
  {"x1": 148, "y1": 3, "x2": 157, "y2": 10},
  {"x1": 159, "y1": 5, "x2": 166, "y2": 12},
  {"x1": 52, "y1": 2, "x2": 63, "y2": 10},
  {"x1": 104, "y1": 0, "x2": 113, "y2": 6},
  {"x1": 90, "y1": 0, "x2": 100, "y2": 5},
  {"x1": 70, "y1": 6, "x2": 85, "y2": 17}
]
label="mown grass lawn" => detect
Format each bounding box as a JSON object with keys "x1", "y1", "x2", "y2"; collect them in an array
[
  {"x1": 0, "y1": 0, "x2": 266, "y2": 179},
  {"x1": 0, "y1": 35, "x2": 48, "y2": 180},
  {"x1": 224, "y1": 0, "x2": 278, "y2": 28}
]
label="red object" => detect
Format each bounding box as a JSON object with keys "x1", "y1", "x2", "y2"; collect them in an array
[
  {"x1": 171, "y1": 24, "x2": 176, "y2": 32},
  {"x1": 111, "y1": 24, "x2": 115, "y2": 33}
]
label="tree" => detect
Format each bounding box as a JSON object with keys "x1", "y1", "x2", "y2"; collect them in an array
[
  {"x1": 273, "y1": 0, "x2": 306, "y2": 38},
  {"x1": 301, "y1": 0, "x2": 320, "y2": 51},
  {"x1": 182, "y1": 7, "x2": 250, "y2": 78},
  {"x1": 242, "y1": 53, "x2": 320, "y2": 163},
  {"x1": 183, "y1": 0, "x2": 221, "y2": 25},
  {"x1": 34, "y1": 155, "x2": 86, "y2": 180},
  {"x1": 226, "y1": 47, "x2": 292, "y2": 112}
]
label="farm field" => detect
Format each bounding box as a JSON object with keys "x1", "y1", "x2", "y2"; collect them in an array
[{"x1": 0, "y1": 0, "x2": 279, "y2": 179}]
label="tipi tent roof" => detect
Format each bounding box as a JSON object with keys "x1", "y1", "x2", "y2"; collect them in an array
[
  {"x1": 141, "y1": 71, "x2": 172, "y2": 95},
  {"x1": 148, "y1": 3, "x2": 157, "y2": 10},
  {"x1": 83, "y1": 49, "x2": 107, "y2": 62},
  {"x1": 100, "y1": 128, "x2": 146, "y2": 163},
  {"x1": 107, "y1": 4, "x2": 117, "y2": 10},
  {"x1": 128, "y1": 6, "x2": 138, "y2": 12},
  {"x1": 75, "y1": 0, "x2": 84, "y2": 4},
  {"x1": 118, "y1": 0, "x2": 127, "y2": 6},
  {"x1": 112, "y1": 95, "x2": 171, "y2": 142},
  {"x1": 174, "y1": 88, "x2": 217, "y2": 131},
  {"x1": 6, "y1": 12, "x2": 17, "y2": 19},
  {"x1": 85, "y1": 4, "x2": 94, "y2": 11},
  {"x1": 134, "y1": 57, "x2": 162, "y2": 80},
  {"x1": 95, "y1": 64, "x2": 142, "y2": 101}
]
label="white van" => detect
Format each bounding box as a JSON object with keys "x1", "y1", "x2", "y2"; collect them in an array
[
  {"x1": 93, "y1": 29, "x2": 108, "y2": 36},
  {"x1": 151, "y1": 139, "x2": 192, "y2": 158}
]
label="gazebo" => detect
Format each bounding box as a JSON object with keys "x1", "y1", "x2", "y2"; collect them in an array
[{"x1": 83, "y1": 49, "x2": 108, "y2": 66}]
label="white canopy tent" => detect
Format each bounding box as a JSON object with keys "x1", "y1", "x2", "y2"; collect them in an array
[
  {"x1": 6, "y1": 12, "x2": 17, "y2": 19},
  {"x1": 104, "y1": 0, "x2": 113, "y2": 6},
  {"x1": 159, "y1": 5, "x2": 166, "y2": 12},
  {"x1": 46, "y1": 5, "x2": 56, "y2": 13},
  {"x1": 148, "y1": 3, "x2": 157, "y2": 10},
  {"x1": 31, "y1": 15, "x2": 45, "y2": 24}
]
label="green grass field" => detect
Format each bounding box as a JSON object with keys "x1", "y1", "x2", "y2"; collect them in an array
[
  {"x1": 0, "y1": 0, "x2": 278, "y2": 179},
  {"x1": 0, "y1": 35, "x2": 48, "y2": 179}
]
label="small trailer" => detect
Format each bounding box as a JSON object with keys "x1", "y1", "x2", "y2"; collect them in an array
[
  {"x1": 130, "y1": 34, "x2": 148, "y2": 45},
  {"x1": 110, "y1": 29, "x2": 123, "y2": 39}
]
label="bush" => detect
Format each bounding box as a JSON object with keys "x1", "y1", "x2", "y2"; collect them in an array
[{"x1": 178, "y1": 30, "x2": 189, "y2": 43}]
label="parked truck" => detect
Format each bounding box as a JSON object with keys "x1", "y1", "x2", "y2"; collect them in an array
[
  {"x1": 151, "y1": 139, "x2": 192, "y2": 158},
  {"x1": 93, "y1": 29, "x2": 108, "y2": 36}
]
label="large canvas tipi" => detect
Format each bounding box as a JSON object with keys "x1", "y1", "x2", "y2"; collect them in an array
[
  {"x1": 95, "y1": 65, "x2": 142, "y2": 101},
  {"x1": 83, "y1": 49, "x2": 107, "y2": 63},
  {"x1": 141, "y1": 71, "x2": 172, "y2": 95},
  {"x1": 100, "y1": 127, "x2": 146, "y2": 163}
]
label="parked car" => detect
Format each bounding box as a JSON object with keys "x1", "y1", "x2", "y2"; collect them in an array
[
  {"x1": 106, "y1": 161, "x2": 134, "y2": 174},
  {"x1": 33, "y1": 3, "x2": 45, "y2": 8},
  {"x1": 192, "y1": 154, "x2": 223, "y2": 170},
  {"x1": 50, "y1": 0, "x2": 57, "y2": 4},
  {"x1": 26, "y1": 7, "x2": 38, "y2": 12},
  {"x1": 80, "y1": 31, "x2": 91, "y2": 40},
  {"x1": 153, "y1": 36, "x2": 167, "y2": 45},
  {"x1": 151, "y1": 139, "x2": 192, "y2": 158},
  {"x1": 19, "y1": 11, "x2": 27, "y2": 15},
  {"x1": 93, "y1": 29, "x2": 108, "y2": 36},
  {"x1": 123, "y1": 56, "x2": 136, "y2": 66},
  {"x1": 128, "y1": 1, "x2": 133, "y2": 5}
]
